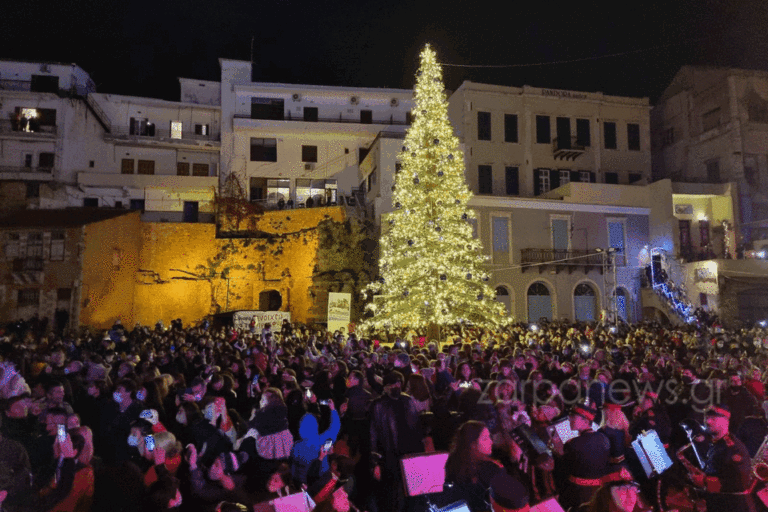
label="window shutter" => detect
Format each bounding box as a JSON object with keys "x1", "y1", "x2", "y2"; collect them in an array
[
  {"x1": 533, "y1": 169, "x2": 541, "y2": 196},
  {"x1": 590, "y1": 172, "x2": 596, "y2": 183},
  {"x1": 570, "y1": 170, "x2": 580, "y2": 183}
]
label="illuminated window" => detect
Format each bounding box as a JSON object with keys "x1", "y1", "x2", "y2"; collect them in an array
[
  {"x1": 607, "y1": 219, "x2": 627, "y2": 265},
  {"x1": 559, "y1": 170, "x2": 571, "y2": 185},
  {"x1": 170, "y1": 121, "x2": 182, "y2": 139},
  {"x1": 194, "y1": 124, "x2": 209, "y2": 136},
  {"x1": 130, "y1": 118, "x2": 154, "y2": 136}
]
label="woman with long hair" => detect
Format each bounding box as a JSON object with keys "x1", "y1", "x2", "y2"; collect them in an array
[
  {"x1": 406, "y1": 373, "x2": 431, "y2": 413},
  {"x1": 444, "y1": 421, "x2": 528, "y2": 511}
]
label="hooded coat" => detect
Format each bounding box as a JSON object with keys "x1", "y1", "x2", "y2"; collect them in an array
[{"x1": 290, "y1": 409, "x2": 340, "y2": 485}]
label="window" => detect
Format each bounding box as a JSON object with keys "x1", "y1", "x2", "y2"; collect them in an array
[
  {"x1": 22, "y1": 154, "x2": 33, "y2": 168},
  {"x1": 662, "y1": 127, "x2": 675, "y2": 146},
  {"x1": 559, "y1": 170, "x2": 571, "y2": 186},
  {"x1": 536, "y1": 116, "x2": 551, "y2": 144},
  {"x1": 170, "y1": 121, "x2": 182, "y2": 139},
  {"x1": 130, "y1": 199, "x2": 145, "y2": 211},
  {"x1": 26, "y1": 233, "x2": 43, "y2": 258},
  {"x1": 360, "y1": 110, "x2": 373, "y2": 124},
  {"x1": 177, "y1": 162, "x2": 190, "y2": 176},
  {"x1": 14, "y1": 107, "x2": 56, "y2": 133},
  {"x1": 468, "y1": 218, "x2": 478, "y2": 239},
  {"x1": 137, "y1": 160, "x2": 155, "y2": 175},
  {"x1": 477, "y1": 111, "x2": 491, "y2": 141},
  {"x1": 478, "y1": 165, "x2": 493, "y2": 194},
  {"x1": 57, "y1": 288, "x2": 71, "y2": 301},
  {"x1": 25, "y1": 182, "x2": 39, "y2": 198},
  {"x1": 702, "y1": 107, "x2": 721, "y2": 132},
  {"x1": 17, "y1": 289, "x2": 39, "y2": 308},
  {"x1": 504, "y1": 114, "x2": 518, "y2": 143},
  {"x1": 556, "y1": 117, "x2": 571, "y2": 149},
  {"x1": 744, "y1": 155, "x2": 759, "y2": 187},
  {"x1": 679, "y1": 219, "x2": 692, "y2": 256},
  {"x1": 30, "y1": 75, "x2": 59, "y2": 93},
  {"x1": 251, "y1": 98, "x2": 284, "y2": 120},
  {"x1": 534, "y1": 169, "x2": 550, "y2": 195},
  {"x1": 580, "y1": 171, "x2": 592, "y2": 183},
  {"x1": 183, "y1": 201, "x2": 199, "y2": 223},
  {"x1": 5, "y1": 234, "x2": 19, "y2": 259},
  {"x1": 192, "y1": 164, "x2": 209, "y2": 177},
  {"x1": 50, "y1": 232, "x2": 65, "y2": 261},
  {"x1": 194, "y1": 124, "x2": 209, "y2": 136},
  {"x1": 121, "y1": 159, "x2": 134, "y2": 174},
  {"x1": 627, "y1": 123, "x2": 640, "y2": 151},
  {"x1": 629, "y1": 173, "x2": 643, "y2": 184},
  {"x1": 130, "y1": 117, "x2": 154, "y2": 136},
  {"x1": 551, "y1": 216, "x2": 570, "y2": 252},
  {"x1": 89, "y1": 161, "x2": 95, "y2": 168},
  {"x1": 304, "y1": 107, "x2": 318, "y2": 122},
  {"x1": 492, "y1": 216, "x2": 510, "y2": 263},
  {"x1": 576, "y1": 119, "x2": 590, "y2": 147},
  {"x1": 706, "y1": 159, "x2": 720, "y2": 183},
  {"x1": 603, "y1": 122, "x2": 617, "y2": 149},
  {"x1": 302, "y1": 145, "x2": 318, "y2": 163},
  {"x1": 39, "y1": 152, "x2": 54, "y2": 170},
  {"x1": 699, "y1": 220, "x2": 710, "y2": 247},
  {"x1": 505, "y1": 167, "x2": 519, "y2": 196},
  {"x1": 83, "y1": 198, "x2": 98, "y2": 207},
  {"x1": 604, "y1": 172, "x2": 619, "y2": 184},
  {"x1": 607, "y1": 219, "x2": 627, "y2": 265},
  {"x1": 250, "y1": 138, "x2": 277, "y2": 162}
]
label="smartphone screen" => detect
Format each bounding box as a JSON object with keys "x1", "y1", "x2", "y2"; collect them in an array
[
  {"x1": 145, "y1": 435, "x2": 155, "y2": 451},
  {"x1": 323, "y1": 440, "x2": 333, "y2": 451},
  {"x1": 305, "y1": 389, "x2": 312, "y2": 399},
  {"x1": 57, "y1": 424, "x2": 67, "y2": 443}
]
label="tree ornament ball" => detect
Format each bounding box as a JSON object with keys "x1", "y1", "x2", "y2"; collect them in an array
[
  {"x1": 413, "y1": 178, "x2": 420, "y2": 184},
  {"x1": 437, "y1": 171, "x2": 444, "y2": 177},
  {"x1": 433, "y1": 138, "x2": 440, "y2": 145},
  {"x1": 389, "y1": 219, "x2": 395, "y2": 226},
  {"x1": 408, "y1": 240, "x2": 414, "y2": 246},
  {"x1": 435, "y1": 226, "x2": 441, "y2": 232},
  {"x1": 440, "y1": 274, "x2": 447, "y2": 281},
  {"x1": 421, "y1": 110, "x2": 427, "y2": 115},
  {"x1": 395, "y1": 202, "x2": 401, "y2": 209},
  {"x1": 403, "y1": 290, "x2": 409, "y2": 296},
  {"x1": 455, "y1": 199, "x2": 461, "y2": 205},
  {"x1": 462, "y1": 213, "x2": 468, "y2": 220},
  {"x1": 477, "y1": 294, "x2": 484, "y2": 300},
  {"x1": 448, "y1": 154, "x2": 454, "y2": 160},
  {"x1": 466, "y1": 273, "x2": 472, "y2": 280},
  {"x1": 411, "y1": 152, "x2": 417, "y2": 158}
]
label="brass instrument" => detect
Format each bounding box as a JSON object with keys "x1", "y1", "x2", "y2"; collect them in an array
[{"x1": 751, "y1": 435, "x2": 768, "y2": 482}]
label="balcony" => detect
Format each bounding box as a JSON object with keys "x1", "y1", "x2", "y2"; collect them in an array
[
  {"x1": 0, "y1": 165, "x2": 54, "y2": 181},
  {"x1": 235, "y1": 112, "x2": 409, "y2": 126},
  {"x1": 105, "y1": 127, "x2": 220, "y2": 148},
  {"x1": 0, "y1": 119, "x2": 57, "y2": 139},
  {"x1": 10, "y1": 257, "x2": 44, "y2": 285},
  {"x1": 233, "y1": 113, "x2": 409, "y2": 136},
  {"x1": 77, "y1": 172, "x2": 218, "y2": 190},
  {"x1": 520, "y1": 248, "x2": 604, "y2": 274},
  {"x1": 552, "y1": 136, "x2": 586, "y2": 161}
]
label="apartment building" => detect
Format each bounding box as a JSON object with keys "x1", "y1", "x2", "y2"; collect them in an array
[
  {"x1": 219, "y1": 59, "x2": 413, "y2": 213},
  {"x1": 652, "y1": 65, "x2": 768, "y2": 245},
  {"x1": 448, "y1": 82, "x2": 651, "y2": 199}
]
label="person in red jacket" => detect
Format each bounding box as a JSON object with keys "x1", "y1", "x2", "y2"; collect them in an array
[{"x1": 38, "y1": 429, "x2": 94, "y2": 512}]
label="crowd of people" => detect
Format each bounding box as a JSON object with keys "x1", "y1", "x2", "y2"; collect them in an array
[{"x1": 0, "y1": 315, "x2": 765, "y2": 512}]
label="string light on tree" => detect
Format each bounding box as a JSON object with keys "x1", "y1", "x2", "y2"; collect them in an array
[{"x1": 361, "y1": 44, "x2": 505, "y2": 331}]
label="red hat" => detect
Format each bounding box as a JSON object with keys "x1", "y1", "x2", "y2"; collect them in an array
[
  {"x1": 571, "y1": 403, "x2": 597, "y2": 422},
  {"x1": 705, "y1": 404, "x2": 731, "y2": 419}
]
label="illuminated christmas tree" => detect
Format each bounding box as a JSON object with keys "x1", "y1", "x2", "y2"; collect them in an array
[{"x1": 363, "y1": 45, "x2": 505, "y2": 331}]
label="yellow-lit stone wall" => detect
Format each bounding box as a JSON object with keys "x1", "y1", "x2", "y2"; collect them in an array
[
  {"x1": 79, "y1": 212, "x2": 142, "y2": 329},
  {"x1": 130, "y1": 206, "x2": 346, "y2": 328}
]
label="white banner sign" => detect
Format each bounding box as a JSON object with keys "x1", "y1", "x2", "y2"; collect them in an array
[
  {"x1": 327, "y1": 292, "x2": 351, "y2": 333},
  {"x1": 232, "y1": 311, "x2": 290, "y2": 332}
]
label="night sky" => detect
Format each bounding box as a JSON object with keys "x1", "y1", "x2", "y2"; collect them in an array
[{"x1": 3, "y1": 0, "x2": 768, "y2": 103}]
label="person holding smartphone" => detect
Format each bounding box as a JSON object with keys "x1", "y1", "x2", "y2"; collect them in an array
[{"x1": 36, "y1": 429, "x2": 95, "y2": 512}]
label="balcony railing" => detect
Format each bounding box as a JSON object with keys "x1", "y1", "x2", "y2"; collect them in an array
[
  {"x1": 107, "y1": 127, "x2": 221, "y2": 143},
  {"x1": 0, "y1": 119, "x2": 57, "y2": 137},
  {"x1": 552, "y1": 136, "x2": 586, "y2": 161},
  {"x1": 520, "y1": 248, "x2": 604, "y2": 274},
  {"x1": 0, "y1": 79, "x2": 32, "y2": 92},
  {"x1": 234, "y1": 113, "x2": 409, "y2": 126},
  {"x1": 12, "y1": 257, "x2": 44, "y2": 272}
]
